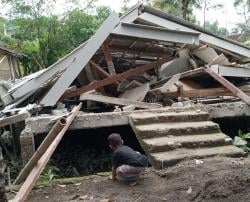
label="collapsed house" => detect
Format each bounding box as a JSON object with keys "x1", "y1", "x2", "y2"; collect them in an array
[
  {"x1": 0, "y1": 4, "x2": 250, "y2": 198},
  {"x1": 0, "y1": 46, "x2": 22, "y2": 81}
]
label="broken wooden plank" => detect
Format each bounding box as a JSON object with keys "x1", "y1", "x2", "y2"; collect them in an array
[
  {"x1": 120, "y1": 83, "x2": 150, "y2": 101},
  {"x1": 203, "y1": 66, "x2": 250, "y2": 105},
  {"x1": 162, "y1": 87, "x2": 250, "y2": 98},
  {"x1": 124, "y1": 80, "x2": 143, "y2": 90},
  {"x1": 11, "y1": 103, "x2": 81, "y2": 202},
  {"x1": 80, "y1": 93, "x2": 161, "y2": 109},
  {"x1": 14, "y1": 118, "x2": 67, "y2": 185},
  {"x1": 62, "y1": 57, "x2": 172, "y2": 100},
  {"x1": 0, "y1": 111, "x2": 31, "y2": 128},
  {"x1": 89, "y1": 61, "x2": 119, "y2": 91},
  {"x1": 90, "y1": 61, "x2": 111, "y2": 79},
  {"x1": 102, "y1": 40, "x2": 116, "y2": 76}
]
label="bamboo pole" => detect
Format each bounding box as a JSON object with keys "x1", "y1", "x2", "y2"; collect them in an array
[
  {"x1": 14, "y1": 118, "x2": 67, "y2": 185},
  {"x1": 11, "y1": 103, "x2": 82, "y2": 202}
]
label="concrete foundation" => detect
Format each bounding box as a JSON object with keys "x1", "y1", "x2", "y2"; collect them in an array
[{"x1": 20, "y1": 101, "x2": 250, "y2": 163}]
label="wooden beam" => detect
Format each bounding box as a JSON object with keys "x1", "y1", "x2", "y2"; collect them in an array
[
  {"x1": 62, "y1": 57, "x2": 172, "y2": 100},
  {"x1": 102, "y1": 40, "x2": 116, "y2": 76},
  {"x1": 150, "y1": 73, "x2": 180, "y2": 95},
  {"x1": 203, "y1": 66, "x2": 250, "y2": 105},
  {"x1": 14, "y1": 118, "x2": 67, "y2": 185},
  {"x1": 162, "y1": 87, "x2": 250, "y2": 98},
  {"x1": 11, "y1": 104, "x2": 81, "y2": 202},
  {"x1": 0, "y1": 111, "x2": 31, "y2": 128},
  {"x1": 90, "y1": 61, "x2": 111, "y2": 79},
  {"x1": 80, "y1": 94, "x2": 161, "y2": 109}
]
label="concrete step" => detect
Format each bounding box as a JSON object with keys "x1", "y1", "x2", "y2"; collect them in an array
[
  {"x1": 134, "y1": 121, "x2": 220, "y2": 138},
  {"x1": 150, "y1": 145, "x2": 246, "y2": 169},
  {"x1": 142, "y1": 133, "x2": 233, "y2": 153},
  {"x1": 130, "y1": 111, "x2": 209, "y2": 125}
]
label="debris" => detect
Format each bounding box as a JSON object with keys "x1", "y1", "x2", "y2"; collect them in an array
[
  {"x1": 79, "y1": 195, "x2": 89, "y2": 200},
  {"x1": 70, "y1": 194, "x2": 79, "y2": 200},
  {"x1": 11, "y1": 104, "x2": 81, "y2": 201},
  {"x1": 0, "y1": 3, "x2": 249, "y2": 200},
  {"x1": 80, "y1": 93, "x2": 161, "y2": 109},
  {"x1": 120, "y1": 83, "x2": 150, "y2": 102},
  {"x1": 160, "y1": 58, "x2": 191, "y2": 79},
  {"x1": 57, "y1": 184, "x2": 66, "y2": 188},
  {"x1": 187, "y1": 186, "x2": 192, "y2": 194},
  {"x1": 195, "y1": 159, "x2": 204, "y2": 165}
]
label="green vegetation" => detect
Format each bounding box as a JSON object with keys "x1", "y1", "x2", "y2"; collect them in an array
[
  {"x1": 233, "y1": 130, "x2": 250, "y2": 154},
  {"x1": 0, "y1": 0, "x2": 249, "y2": 75},
  {"x1": 39, "y1": 166, "x2": 60, "y2": 182},
  {"x1": 0, "y1": 0, "x2": 111, "y2": 75}
]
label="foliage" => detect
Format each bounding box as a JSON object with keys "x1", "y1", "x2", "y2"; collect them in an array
[
  {"x1": 202, "y1": 0, "x2": 223, "y2": 28},
  {"x1": 234, "y1": 0, "x2": 250, "y2": 34},
  {"x1": 39, "y1": 165, "x2": 60, "y2": 182},
  {"x1": 0, "y1": 0, "x2": 111, "y2": 75},
  {"x1": 203, "y1": 20, "x2": 229, "y2": 36},
  {"x1": 233, "y1": 130, "x2": 250, "y2": 154},
  {"x1": 150, "y1": 0, "x2": 204, "y2": 21}
]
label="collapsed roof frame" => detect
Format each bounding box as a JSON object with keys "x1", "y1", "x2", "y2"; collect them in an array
[{"x1": 6, "y1": 3, "x2": 250, "y2": 107}]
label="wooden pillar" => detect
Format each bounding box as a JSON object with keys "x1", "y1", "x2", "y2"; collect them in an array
[
  {"x1": 102, "y1": 40, "x2": 116, "y2": 76},
  {"x1": 20, "y1": 130, "x2": 35, "y2": 165}
]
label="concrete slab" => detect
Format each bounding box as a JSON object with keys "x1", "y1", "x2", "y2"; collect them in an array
[
  {"x1": 23, "y1": 101, "x2": 250, "y2": 135},
  {"x1": 119, "y1": 83, "x2": 149, "y2": 101},
  {"x1": 159, "y1": 57, "x2": 191, "y2": 79},
  {"x1": 151, "y1": 145, "x2": 245, "y2": 169}
]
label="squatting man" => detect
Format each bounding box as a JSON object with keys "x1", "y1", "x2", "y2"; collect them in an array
[{"x1": 107, "y1": 133, "x2": 148, "y2": 186}]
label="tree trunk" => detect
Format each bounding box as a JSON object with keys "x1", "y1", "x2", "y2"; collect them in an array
[
  {"x1": 182, "y1": 0, "x2": 190, "y2": 20},
  {"x1": 0, "y1": 146, "x2": 7, "y2": 202}
]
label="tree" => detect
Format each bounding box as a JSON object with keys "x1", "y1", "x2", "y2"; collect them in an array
[
  {"x1": 202, "y1": 0, "x2": 223, "y2": 28},
  {"x1": 234, "y1": 0, "x2": 250, "y2": 34},
  {"x1": 0, "y1": 0, "x2": 111, "y2": 75},
  {"x1": 151, "y1": 0, "x2": 202, "y2": 21},
  {"x1": 203, "y1": 20, "x2": 229, "y2": 36}
]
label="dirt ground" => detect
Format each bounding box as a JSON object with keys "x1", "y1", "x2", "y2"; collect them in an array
[{"x1": 11, "y1": 156, "x2": 250, "y2": 202}]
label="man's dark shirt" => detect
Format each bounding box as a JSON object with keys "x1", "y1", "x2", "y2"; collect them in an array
[{"x1": 112, "y1": 145, "x2": 148, "y2": 168}]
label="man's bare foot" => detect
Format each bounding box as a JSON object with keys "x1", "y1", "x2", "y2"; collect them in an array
[{"x1": 129, "y1": 181, "x2": 137, "y2": 187}]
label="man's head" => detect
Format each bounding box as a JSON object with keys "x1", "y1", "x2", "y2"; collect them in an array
[{"x1": 107, "y1": 133, "x2": 123, "y2": 150}]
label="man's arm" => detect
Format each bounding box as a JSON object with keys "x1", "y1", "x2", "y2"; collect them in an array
[{"x1": 111, "y1": 166, "x2": 116, "y2": 180}]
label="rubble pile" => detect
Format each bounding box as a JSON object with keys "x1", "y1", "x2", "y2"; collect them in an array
[{"x1": 0, "y1": 3, "x2": 249, "y2": 200}]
